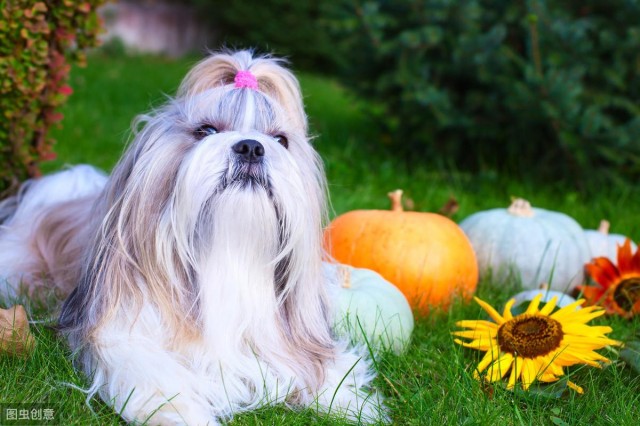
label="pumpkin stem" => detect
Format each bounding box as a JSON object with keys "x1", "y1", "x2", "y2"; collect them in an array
[
  {"x1": 597, "y1": 219, "x2": 610, "y2": 235},
  {"x1": 388, "y1": 189, "x2": 404, "y2": 212},
  {"x1": 337, "y1": 265, "x2": 352, "y2": 289},
  {"x1": 507, "y1": 198, "x2": 535, "y2": 218}
]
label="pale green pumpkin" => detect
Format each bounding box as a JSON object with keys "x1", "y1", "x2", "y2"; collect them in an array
[
  {"x1": 460, "y1": 199, "x2": 591, "y2": 291},
  {"x1": 584, "y1": 220, "x2": 636, "y2": 260},
  {"x1": 324, "y1": 263, "x2": 414, "y2": 354}
]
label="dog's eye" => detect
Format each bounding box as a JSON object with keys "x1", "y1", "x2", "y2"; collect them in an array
[
  {"x1": 274, "y1": 135, "x2": 288, "y2": 149},
  {"x1": 194, "y1": 124, "x2": 218, "y2": 139}
]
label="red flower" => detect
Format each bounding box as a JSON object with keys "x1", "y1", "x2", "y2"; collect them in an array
[{"x1": 580, "y1": 239, "x2": 640, "y2": 318}]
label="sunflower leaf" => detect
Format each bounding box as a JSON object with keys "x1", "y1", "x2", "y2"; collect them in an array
[
  {"x1": 620, "y1": 340, "x2": 640, "y2": 376},
  {"x1": 519, "y1": 377, "x2": 569, "y2": 399}
]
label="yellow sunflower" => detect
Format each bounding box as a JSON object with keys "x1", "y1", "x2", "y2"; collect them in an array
[
  {"x1": 453, "y1": 294, "x2": 620, "y2": 393},
  {"x1": 580, "y1": 239, "x2": 640, "y2": 318}
]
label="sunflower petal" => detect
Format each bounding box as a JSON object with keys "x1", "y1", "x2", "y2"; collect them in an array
[
  {"x1": 561, "y1": 323, "x2": 614, "y2": 337},
  {"x1": 538, "y1": 374, "x2": 559, "y2": 383},
  {"x1": 562, "y1": 310, "x2": 607, "y2": 325},
  {"x1": 487, "y1": 352, "x2": 514, "y2": 382},
  {"x1": 532, "y1": 357, "x2": 552, "y2": 379},
  {"x1": 551, "y1": 299, "x2": 589, "y2": 320},
  {"x1": 567, "y1": 380, "x2": 584, "y2": 394},
  {"x1": 539, "y1": 296, "x2": 558, "y2": 315},
  {"x1": 521, "y1": 358, "x2": 538, "y2": 390},
  {"x1": 562, "y1": 333, "x2": 621, "y2": 347},
  {"x1": 474, "y1": 297, "x2": 506, "y2": 324},
  {"x1": 567, "y1": 305, "x2": 607, "y2": 320},
  {"x1": 474, "y1": 349, "x2": 499, "y2": 377},
  {"x1": 503, "y1": 298, "x2": 516, "y2": 321},
  {"x1": 454, "y1": 338, "x2": 493, "y2": 351},
  {"x1": 507, "y1": 356, "x2": 524, "y2": 390},
  {"x1": 455, "y1": 320, "x2": 500, "y2": 330},
  {"x1": 451, "y1": 330, "x2": 496, "y2": 340},
  {"x1": 525, "y1": 294, "x2": 543, "y2": 315},
  {"x1": 553, "y1": 347, "x2": 609, "y2": 367},
  {"x1": 545, "y1": 357, "x2": 565, "y2": 377}
]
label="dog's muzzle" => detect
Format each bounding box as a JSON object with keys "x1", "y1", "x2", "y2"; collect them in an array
[{"x1": 225, "y1": 139, "x2": 270, "y2": 190}]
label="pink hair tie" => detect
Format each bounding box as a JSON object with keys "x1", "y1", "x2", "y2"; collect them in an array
[{"x1": 234, "y1": 70, "x2": 259, "y2": 90}]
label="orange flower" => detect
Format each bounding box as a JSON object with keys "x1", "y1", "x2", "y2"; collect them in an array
[{"x1": 580, "y1": 239, "x2": 640, "y2": 318}]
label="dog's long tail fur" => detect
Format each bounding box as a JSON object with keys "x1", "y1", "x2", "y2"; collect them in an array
[{"x1": 0, "y1": 165, "x2": 107, "y2": 301}]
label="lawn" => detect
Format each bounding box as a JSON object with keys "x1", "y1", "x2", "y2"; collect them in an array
[{"x1": 3, "y1": 51, "x2": 640, "y2": 425}]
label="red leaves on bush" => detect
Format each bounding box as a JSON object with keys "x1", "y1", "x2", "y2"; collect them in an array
[
  {"x1": 59, "y1": 85, "x2": 73, "y2": 96},
  {"x1": 45, "y1": 111, "x2": 65, "y2": 124},
  {"x1": 32, "y1": 2, "x2": 48, "y2": 13},
  {"x1": 0, "y1": 0, "x2": 106, "y2": 196},
  {"x1": 78, "y1": 3, "x2": 92, "y2": 14}
]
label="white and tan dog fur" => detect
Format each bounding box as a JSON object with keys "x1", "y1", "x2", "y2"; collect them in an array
[{"x1": 0, "y1": 50, "x2": 385, "y2": 425}]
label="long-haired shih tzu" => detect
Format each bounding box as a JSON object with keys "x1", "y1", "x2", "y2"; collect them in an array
[{"x1": 0, "y1": 50, "x2": 386, "y2": 424}]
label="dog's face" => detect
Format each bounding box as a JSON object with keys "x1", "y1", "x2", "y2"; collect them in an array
[
  {"x1": 88, "y1": 52, "x2": 329, "y2": 335},
  {"x1": 174, "y1": 81, "x2": 320, "y2": 212},
  {"x1": 115, "y1": 56, "x2": 323, "y2": 211}
]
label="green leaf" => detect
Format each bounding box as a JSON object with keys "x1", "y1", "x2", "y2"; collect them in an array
[
  {"x1": 550, "y1": 416, "x2": 570, "y2": 426},
  {"x1": 516, "y1": 377, "x2": 569, "y2": 400},
  {"x1": 620, "y1": 340, "x2": 640, "y2": 376}
]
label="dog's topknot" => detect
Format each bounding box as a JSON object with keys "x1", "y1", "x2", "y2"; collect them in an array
[{"x1": 177, "y1": 50, "x2": 308, "y2": 132}]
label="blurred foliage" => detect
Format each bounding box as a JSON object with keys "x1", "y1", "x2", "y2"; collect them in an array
[
  {"x1": 324, "y1": 0, "x2": 640, "y2": 187},
  {"x1": 0, "y1": 0, "x2": 105, "y2": 197},
  {"x1": 179, "y1": 0, "x2": 640, "y2": 186},
  {"x1": 187, "y1": 0, "x2": 343, "y2": 73},
  {"x1": 5, "y1": 0, "x2": 638, "y2": 191}
]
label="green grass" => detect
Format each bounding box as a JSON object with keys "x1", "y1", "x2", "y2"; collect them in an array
[
  {"x1": 4, "y1": 52, "x2": 640, "y2": 425},
  {"x1": 43, "y1": 54, "x2": 196, "y2": 172}
]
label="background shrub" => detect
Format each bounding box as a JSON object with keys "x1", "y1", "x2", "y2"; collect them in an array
[
  {"x1": 325, "y1": 0, "x2": 640, "y2": 187},
  {"x1": 0, "y1": 0, "x2": 105, "y2": 197},
  {"x1": 189, "y1": 0, "x2": 342, "y2": 73}
]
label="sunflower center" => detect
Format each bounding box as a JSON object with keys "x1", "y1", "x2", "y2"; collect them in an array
[
  {"x1": 497, "y1": 314, "x2": 563, "y2": 358},
  {"x1": 613, "y1": 277, "x2": 640, "y2": 311}
]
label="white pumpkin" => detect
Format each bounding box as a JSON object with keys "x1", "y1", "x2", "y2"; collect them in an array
[
  {"x1": 584, "y1": 220, "x2": 636, "y2": 261},
  {"x1": 460, "y1": 199, "x2": 591, "y2": 291},
  {"x1": 323, "y1": 263, "x2": 414, "y2": 354}
]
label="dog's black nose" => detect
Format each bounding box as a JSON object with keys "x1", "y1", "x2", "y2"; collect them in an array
[{"x1": 232, "y1": 139, "x2": 265, "y2": 163}]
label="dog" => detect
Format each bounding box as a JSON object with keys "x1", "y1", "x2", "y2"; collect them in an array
[{"x1": 0, "y1": 50, "x2": 385, "y2": 424}]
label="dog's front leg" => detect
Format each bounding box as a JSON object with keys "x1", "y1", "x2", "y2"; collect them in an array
[
  {"x1": 85, "y1": 323, "x2": 218, "y2": 426},
  {"x1": 314, "y1": 346, "x2": 388, "y2": 424}
]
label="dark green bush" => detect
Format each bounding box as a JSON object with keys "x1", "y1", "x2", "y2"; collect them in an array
[
  {"x1": 189, "y1": 0, "x2": 342, "y2": 73},
  {"x1": 0, "y1": 0, "x2": 105, "y2": 197},
  {"x1": 326, "y1": 0, "x2": 640, "y2": 186}
]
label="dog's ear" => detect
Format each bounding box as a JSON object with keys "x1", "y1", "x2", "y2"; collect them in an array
[{"x1": 178, "y1": 50, "x2": 308, "y2": 133}]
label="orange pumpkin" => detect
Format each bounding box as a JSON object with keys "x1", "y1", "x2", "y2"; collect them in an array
[{"x1": 324, "y1": 190, "x2": 478, "y2": 313}]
